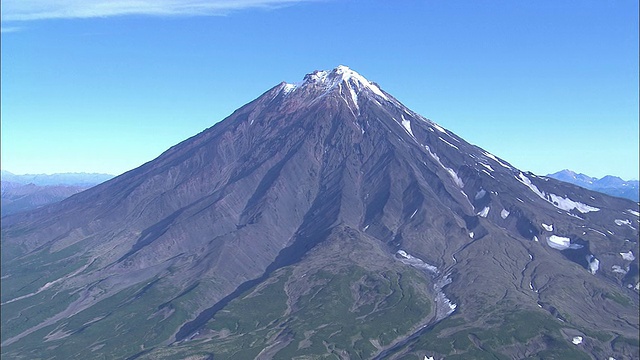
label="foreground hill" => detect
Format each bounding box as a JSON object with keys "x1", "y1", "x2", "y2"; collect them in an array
[{"x1": 1, "y1": 66, "x2": 638, "y2": 359}]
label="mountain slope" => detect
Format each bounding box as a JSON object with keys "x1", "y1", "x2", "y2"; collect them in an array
[
  {"x1": 1, "y1": 66, "x2": 638, "y2": 360},
  {"x1": 548, "y1": 169, "x2": 639, "y2": 202}
]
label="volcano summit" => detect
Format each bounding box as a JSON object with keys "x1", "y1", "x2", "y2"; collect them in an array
[{"x1": 1, "y1": 66, "x2": 638, "y2": 359}]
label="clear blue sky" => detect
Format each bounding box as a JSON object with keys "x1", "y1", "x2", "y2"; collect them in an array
[{"x1": 2, "y1": 0, "x2": 638, "y2": 180}]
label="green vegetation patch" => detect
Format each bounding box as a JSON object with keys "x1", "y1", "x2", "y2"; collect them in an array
[
  {"x1": 603, "y1": 291, "x2": 632, "y2": 307},
  {"x1": 403, "y1": 310, "x2": 591, "y2": 360},
  {"x1": 139, "y1": 264, "x2": 433, "y2": 359},
  {"x1": 1, "y1": 241, "x2": 91, "y2": 302},
  {"x1": 1, "y1": 277, "x2": 199, "y2": 360}
]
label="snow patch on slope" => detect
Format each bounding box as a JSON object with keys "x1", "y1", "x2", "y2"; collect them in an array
[
  {"x1": 401, "y1": 115, "x2": 414, "y2": 138},
  {"x1": 481, "y1": 169, "x2": 494, "y2": 178},
  {"x1": 483, "y1": 151, "x2": 511, "y2": 169},
  {"x1": 517, "y1": 172, "x2": 600, "y2": 214},
  {"x1": 395, "y1": 250, "x2": 456, "y2": 320},
  {"x1": 479, "y1": 162, "x2": 494, "y2": 172},
  {"x1": 424, "y1": 145, "x2": 464, "y2": 188},
  {"x1": 439, "y1": 137, "x2": 459, "y2": 150},
  {"x1": 432, "y1": 123, "x2": 446, "y2": 133},
  {"x1": 612, "y1": 265, "x2": 627, "y2": 274},
  {"x1": 586, "y1": 255, "x2": 599, "y2": 275},
  {"x1": 518, "y1": 172, "x2": 545, "y2": 197},
  {"x1": 446, "y1": 169, "x2": 464, "y2": 188},
  {"x1": 615, "y1": 219, "x2": 631, "y2": 226},
  {"x1": 396, "y1": 250, "x2": 438, "y2": 273},
  {"x1": 282, "y1": 83, "x2": 296, "y2": 94},
  {"x1": 620, "y1": 251, "x2": 635, "y2": 261},
  {"x1": 548, "y1": 193, "x2": 600, "y2": 213},
  {"x1": 346, "y1": 82, "x2": 359, "y2": 110},
  {"x1": 546, "y1": 235, "x2": 582, "y2": 250},
  {"x1": 477, "y1": 207, "x2": 490, "y2": 218}
]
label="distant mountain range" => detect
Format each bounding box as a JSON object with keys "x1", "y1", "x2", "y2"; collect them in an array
[
  {"x1": 547, "y1": 170, "x2": 639, "y2": 202},
  {"x1": 1, "y1": 171, "x2": 114, "y2": 216},
  {"x1": 1, "y1": 170, "x2": 114, "y2": 187}
]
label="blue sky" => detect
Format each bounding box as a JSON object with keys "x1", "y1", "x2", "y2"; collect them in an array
[{"x1": 2, "y1": 0, "x2": 638, "y2": 180}]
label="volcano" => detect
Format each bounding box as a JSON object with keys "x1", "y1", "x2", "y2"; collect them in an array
[{"x1": 2, "y1": 66, "x2": 638, "y2": 359}]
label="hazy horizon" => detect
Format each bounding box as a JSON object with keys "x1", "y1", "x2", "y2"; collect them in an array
[{"x1": 1, "y1": 167, "x2": 639, "y2": 182}]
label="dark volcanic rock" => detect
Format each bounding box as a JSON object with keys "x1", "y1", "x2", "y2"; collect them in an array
[{"x1": 1, "y1": 66, "x2": 638, "y2": 360}]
